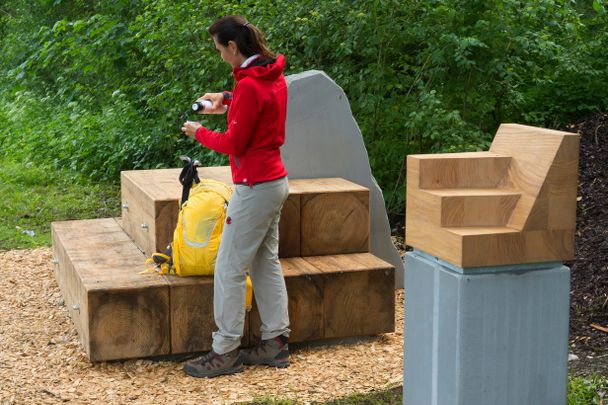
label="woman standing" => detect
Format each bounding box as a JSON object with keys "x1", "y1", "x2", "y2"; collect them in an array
[{"x1": 181, "y1": 15, "x2": 290, "y2": 378}]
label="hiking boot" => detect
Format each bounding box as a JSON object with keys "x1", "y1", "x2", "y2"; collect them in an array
[
  {"x1": 183, "y1": 348, "x2": 243, "y2": 378},
  {"x1": 241, "y1": 334, "x2": 289, "y2": 368}
]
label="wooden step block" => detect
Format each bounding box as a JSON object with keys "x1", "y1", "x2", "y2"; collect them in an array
[
  {"x1": 303, "y1": 253, "x2": 395, "y2": 338},
  {"x1": 251, "y1": 257, "x2": 325, "y2": 343},
  {"x1": 165, "y1": 275, "x2": 214, "y2": 354},
  {"x1": 52, "y1": 218, "x2": 171, "y2": 361},
  {"x1": 120, "y1": 168, "x2": 369, "y2": 258},
  {"x1": 408, "y1": 151, "x2": 511, "y2": 189},
  {"x1": 421, "y1": 188, "x2": 521, "y2": 227},
  {"x1": 120, "y1": 167, "x2": 232, "y2": 257},
  {"x1": 165, "y1": 275, "x2": 251, "y2": 354},
  {"x1": 52, "y1": 217, "x2": 249, "y2": 359},
  {"x1": 278, "y1": 193, "x2": 301, "y2": 258},
  {"x1": 250, "y1": 253, "x2": 395, "y2": 343},
  {"x1": 293, "y1": 178, "x2": 369, "y2": 256},
  {"x1": 450, "y1": 226, "x2": 574, "y2": 267},
  {"x1": 52, "y1": 218, "x2": 392, "y2": 361}
]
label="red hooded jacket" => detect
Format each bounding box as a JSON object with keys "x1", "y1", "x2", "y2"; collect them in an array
[{"x1": 195, "y1": 54, "x2": 288, "y2": 186}]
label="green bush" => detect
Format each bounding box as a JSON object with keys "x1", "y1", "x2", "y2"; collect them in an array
[
  {"x1": 1, "y1": 0, "x2": 607, "y2": 214},
  {"x1": 568, "y1": 374, "x2": 608, "y2": 405}
]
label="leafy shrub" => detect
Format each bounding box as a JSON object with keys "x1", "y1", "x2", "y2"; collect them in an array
[
  {"x1": 1, "y1": 0, "x2": 607, "y2": 214},
  {"x1": 567, "y1": 374, "x2": 608, "y2": 405}
]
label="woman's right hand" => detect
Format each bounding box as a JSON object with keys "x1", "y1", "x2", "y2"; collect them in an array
[{"x1": 197, "y1": 93, "x2": 227, "y2": 114}]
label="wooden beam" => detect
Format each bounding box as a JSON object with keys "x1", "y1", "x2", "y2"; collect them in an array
[
  {"x1": 300, "y1": 189, "x2": 369, "y2": 256},
  {"x1": 51, "y1": 219, "x2": 171, "y2": 361},
  {"x1": 303, "y1": 253, "x2": 395, "y2": 338},
  {"x1": 249, "y1": 257, "x2": 324, "y2": 344},
  {"x1": 120, "y1": 170, "x2": 370, "y2": 259}
]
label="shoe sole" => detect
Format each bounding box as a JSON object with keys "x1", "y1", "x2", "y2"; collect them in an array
[
  {"x1": 183, "y1": 363, "x2": 244, "y2": 378},
  {"x1": 243, "y1": 359, "x2": 290, "y2": 368}
]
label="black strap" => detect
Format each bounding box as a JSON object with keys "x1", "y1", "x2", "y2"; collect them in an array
[{"x1": 178, "y1": 156, "x2": 201, "y2": 205}]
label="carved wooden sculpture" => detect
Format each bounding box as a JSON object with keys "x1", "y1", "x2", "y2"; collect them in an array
[{"x1": 406, "y1": 123, "x2": 579, "y2": 268}]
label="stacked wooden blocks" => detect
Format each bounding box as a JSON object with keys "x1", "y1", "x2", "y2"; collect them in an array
[{"x1": 52, "y1": 167, "x2": 395, "y2": 361}]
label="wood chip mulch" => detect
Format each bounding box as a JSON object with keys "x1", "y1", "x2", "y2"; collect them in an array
[{"x1": 0, "y1": 248, "x2": 404, "y2": 404}]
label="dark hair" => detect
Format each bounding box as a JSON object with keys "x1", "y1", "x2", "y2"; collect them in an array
[{"x1": 208, "y1": 15, "x2": 275, "y2": 59}]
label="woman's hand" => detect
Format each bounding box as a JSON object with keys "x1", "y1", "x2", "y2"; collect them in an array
[
  {"x1": 181, "y1": 120, "x2": 202, "y2": 139},
  {"x1": 197, "y1": 93, "x2": 227, "y2": 114}
]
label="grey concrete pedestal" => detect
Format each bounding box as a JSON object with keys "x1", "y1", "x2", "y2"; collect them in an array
[{"x1": 403, "y1": 250, "x2": 570, "y2": 405}]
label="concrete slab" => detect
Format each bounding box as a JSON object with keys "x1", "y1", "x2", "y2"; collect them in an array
[{"x1": 284, "y1": 70, "x2": 404, "y2": 287}]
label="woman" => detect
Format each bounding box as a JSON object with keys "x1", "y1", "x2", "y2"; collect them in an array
[{"x1": 181, "y1": 15, "x2": 290, "y2": 378}]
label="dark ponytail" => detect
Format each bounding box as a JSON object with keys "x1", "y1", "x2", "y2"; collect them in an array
[{"x1": 208, "y1": 15, "x2": 275, "y2": 59}]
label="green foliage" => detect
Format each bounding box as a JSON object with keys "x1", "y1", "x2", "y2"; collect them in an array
[
  {"x1": 567, "y1": 374, "x2": 608, "y2": 405},
  {"x1": 1, "y1": 0, "x2": 608, "y2": 215},
  {"x1": 0, "y1": 159, "x2": 120, "y2": 249}
]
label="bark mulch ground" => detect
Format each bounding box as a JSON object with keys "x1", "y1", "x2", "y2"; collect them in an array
[
  {"x1": 0, "y1": 248, "x2": 403, "y2": 404},
  {"x1": 565, "y1": 112, "x2": 608, "y2": 376}
]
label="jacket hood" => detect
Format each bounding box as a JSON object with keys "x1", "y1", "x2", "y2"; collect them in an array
[{"x1": 233, "y1": 54, "x2": 285, "y2": 81}]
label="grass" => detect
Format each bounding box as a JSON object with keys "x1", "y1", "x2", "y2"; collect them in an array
[
  {"x1": 248, "y1": 376, "x2": 608, "y2": 404},
  {"x1": 249, "y1": 385, "x2": 402, "y2": 404},
  {"x1": 568, "y1": 374, "x2": 608, "y2": 405},
  {"x1": 0, "y1": 158, "x2": 120, "y2": 249}
]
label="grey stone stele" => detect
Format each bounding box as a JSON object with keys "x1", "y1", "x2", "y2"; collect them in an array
[
  {"x1": 283, "y1": 70, "x2": 404, "y2": 287},
  {"x1": 403, "y1": 251, "x2": 569, "y2": 405}
]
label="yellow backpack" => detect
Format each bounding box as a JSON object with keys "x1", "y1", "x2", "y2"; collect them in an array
[
  {"x1": 145, "y1": 157, "x2": 253, "y2": 310},
  {"x1": 172, "y1": 178, "x2": 232, "y2": 276}
]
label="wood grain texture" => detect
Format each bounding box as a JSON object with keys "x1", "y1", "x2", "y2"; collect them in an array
[
  {"x1": 490, "y1": 123, "x2": 579, "y2": 231},
  {"x1": 406, "y1": 123, "x2": 579, "y2": 267},
  {"x1": 165, "y1": 275, "x2": 215, "y2": 354},
  {"x1": 251, "y1": 254, "x2": 395, "y2": 343},
  {"x1": 412, "y1": 152, "x2": 511, "y2": 189},
  {"x1": 432, "y1": 189, "x2": 520, "y2": 227},
  {"x1": 458, "y1": 228, "x2": 575, "y2": 267},
  {"x1": 303, "y1": 254, "x2": 395, "y2": 338},
  {"x1": 154, "y1": 200, "x2": 178, "y2": 254},
  {"x1": 250, "y1": 257, "x2": 324, "y2": 344},
  {"x1": 52, "y1": 222, "x2": 91, "y2": 356},
  {"x1": 51, "y1": 219, "x2": 171, "y2": 361},
  {"x1": 165, "y1": 273, "x2": 251, "y2": 354},
  {"x1": 122, "y1": 166, "x2": 233, "y2": 202},
  {"x1": 279, "y1": 194, "x2": 301, "y2": 258},
  {"x1": 120, "y1": 172, "x2": 156, "y2": 256},
  {"x1": 300, "y1": 191, "x2": 369, "y2": 256},
  {"x1": 288, "y1": 177, "x2": 368, "y2": 194},
  {"x1": 88, "y1": 287, "x2": 170, "y2": 361}
]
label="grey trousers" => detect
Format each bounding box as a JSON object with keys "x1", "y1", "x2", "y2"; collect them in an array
[{"x1": 212, "y1": 176, "x2": 291, "y2": 354}]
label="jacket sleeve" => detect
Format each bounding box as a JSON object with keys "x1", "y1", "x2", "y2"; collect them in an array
[
  {"x1": 222, "y1": 91, "x2": 233, "y2": 107},
  {"x1": 195, "y1": 82, "x2": 259, "y2": 156}
]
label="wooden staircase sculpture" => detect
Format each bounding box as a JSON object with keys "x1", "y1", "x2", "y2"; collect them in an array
[
  {"x1": 52, "y1": 169, "x2": 395, "y2": 361},
  {"x1": 406, "y1": 123, "x2": 579, "y2": 268}
]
